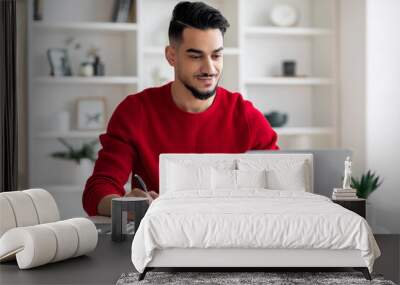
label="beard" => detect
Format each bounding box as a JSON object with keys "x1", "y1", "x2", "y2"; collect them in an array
[{"x1": 181, "y1": 76, "x2": 219, "y2": 101}]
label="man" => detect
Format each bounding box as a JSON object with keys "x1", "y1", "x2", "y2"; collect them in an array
[{"x1": 82, "y1": 1, "x2": 279, "y2": 217}]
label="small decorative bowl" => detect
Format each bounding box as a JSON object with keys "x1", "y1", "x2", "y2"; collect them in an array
[{"x1": 264, "y1": 111, "x2": 288, "y2": 127}]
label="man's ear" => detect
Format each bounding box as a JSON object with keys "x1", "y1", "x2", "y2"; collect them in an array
[{"x1": 165, "y1": 45, "x2": 177, "y2": 67}]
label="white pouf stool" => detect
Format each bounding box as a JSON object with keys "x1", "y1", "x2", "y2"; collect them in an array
[{"x1": 0, "y1": 189, "x2": 98, "y2": 269}]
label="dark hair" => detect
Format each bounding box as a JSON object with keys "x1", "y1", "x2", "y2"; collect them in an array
[{"x1": 168, "y1": 1, "x2": 230, "y2": 44}]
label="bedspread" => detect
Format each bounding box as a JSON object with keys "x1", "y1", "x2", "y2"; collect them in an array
[{"x1": 131, "y1": 190, "x2": 380, "y2": 273}]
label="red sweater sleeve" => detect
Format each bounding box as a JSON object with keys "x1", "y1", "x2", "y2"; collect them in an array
[
  {"x1": 82, "y1": 96, "x2": 140, "y2": 216},
  {"x1": 244, "y1": 101, "x2": 279, "y2": 150}
]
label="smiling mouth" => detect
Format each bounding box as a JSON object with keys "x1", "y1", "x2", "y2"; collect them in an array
[{"x1": 196, "y1": 76, "x2": 215, "y2": 84}]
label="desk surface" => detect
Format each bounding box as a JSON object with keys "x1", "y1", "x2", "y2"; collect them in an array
[
  {"x1": 1, "y1": 234, "x2": 398, "y2": 285},
  {"x1": 0, "y1": 235, "x2": 134, "y2": 285}
]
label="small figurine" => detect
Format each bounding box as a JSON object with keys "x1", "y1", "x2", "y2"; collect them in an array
[{"x1": 342, "y1": 156, "x2": 353, "y2": 189}]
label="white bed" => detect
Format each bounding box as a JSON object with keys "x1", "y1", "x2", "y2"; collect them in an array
[{"x1": 131, "y1": 153, "x2": 380, "y2": 280}]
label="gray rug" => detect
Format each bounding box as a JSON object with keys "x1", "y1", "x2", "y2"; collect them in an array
[{"x1": 116, "y1": 271, "x2": 396, "y2": 285}]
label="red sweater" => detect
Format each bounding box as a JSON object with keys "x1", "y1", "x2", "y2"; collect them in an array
[{"x1": 82, "y1": 82, "x2": 279, "y2": 216}]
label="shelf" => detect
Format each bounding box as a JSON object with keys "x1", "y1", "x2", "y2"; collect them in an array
[
  {"x1": 37, "y1": 130, "x2": 104, "y2": 139},
  {"x1": 244, "y1": 77, "x2": 333, "y2": 86},
  {"x1": 143, "y1": 46, "x2": 240, "y2": 56},
  {"x1": 33, "y1": 21, "x2": 138, "y2": 32},
  {"x1": 275, "y1": 127, "x2": 334, "y2": 136},
  {"x1": 35, "y1": 76, "x2": 138, "y2": 85},
  {"x1": 245, "y1": 26, "x2": 332, "y2": 37}
]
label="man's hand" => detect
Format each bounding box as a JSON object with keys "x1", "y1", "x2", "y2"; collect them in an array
[
  {"x1": 97, "y1": 188, "x2": 159, "y2": 217},
  {"x1": 125, "y1": 188, "x2": 159, "y2": 204},
  {"x1": 148, "y1": 191, "x2": 159, "y2": 200}
]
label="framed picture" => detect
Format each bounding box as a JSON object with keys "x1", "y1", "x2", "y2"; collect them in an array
[
  {"x1": 47, "y1": 48, "x2": 72, "y2": 76},
  {"x1": 76, "y1": 97, "x2": 107, "y2": 130}
]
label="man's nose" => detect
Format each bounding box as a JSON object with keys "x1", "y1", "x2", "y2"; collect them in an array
[{"x1": 200, "y1": 57, "x2": 216, "y2": 75}]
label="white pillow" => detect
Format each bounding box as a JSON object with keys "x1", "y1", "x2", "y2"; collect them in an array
[
  {"x1": 166, "y1": 162, "x2": 212, "y2": 191},
  {"x1": 237, "y1": 169, "x2": 268, "y2": 189},
  {"x1": 266, "y1": 166, "x2": 306, "y2": 191},
  {"x1": 237, "y1": 158, "x2": 309, "y2": 192},
  {"x1": 212, "y1": 168, "x2": 236, "y2": 190},
  {"x1": 211, "y1": 169, "x2": 268, "y2": 190}
]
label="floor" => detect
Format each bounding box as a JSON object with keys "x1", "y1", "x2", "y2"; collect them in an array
[
  {"x1": 0, "y1": 234, "x2": 398, "y2": 284},
  {"x1": 142, "y1": 235, "x2": 400, "y2": 284},
  {"x1": 374, "y1": 234, "x2": 400, "y2": 284}
]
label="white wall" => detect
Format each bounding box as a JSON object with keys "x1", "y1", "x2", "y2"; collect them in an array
[
  {"x1": 340, "y1": 0, "x2": 400, "y2": 233},
  {"x1": 339, "y1": 0, "x2": 366, "y2": 177},
  {"x1": 366, "y1": 0, "x2": 400, "y2": 234}
]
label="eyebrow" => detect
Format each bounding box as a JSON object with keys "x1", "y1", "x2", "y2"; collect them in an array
[{"x1": 186, "y1": 47, "x2": 224, "y2": 54}]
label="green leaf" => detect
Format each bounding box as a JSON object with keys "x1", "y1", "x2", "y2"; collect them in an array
[
  {"x1": 49, "y1": 139, "x2": 99, "y2": 164},
  {"x1": 350, "y1": 169, "x2": 383, "y2": 199}
]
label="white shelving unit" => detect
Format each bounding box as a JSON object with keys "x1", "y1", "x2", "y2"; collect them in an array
[
  {"x1": 32, "y1": 21, "x2": 138, "y2": 32},
  {"x1": 28, "y1": 0, "x2": 339, "y2": 217},
  {"x1": 241, "y1": 0, "x2": 338, "y2": 150},
  {"x1": 27, "y1": 0, "x2": 140, "y2": 218}
]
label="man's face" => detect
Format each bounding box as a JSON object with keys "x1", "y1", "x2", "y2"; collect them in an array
[{"x1": 168, "y1": 28, "x2": 224, "y2": 100}]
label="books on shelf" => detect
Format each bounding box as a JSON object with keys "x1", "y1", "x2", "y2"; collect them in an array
[
  {"x1": 333, "y1": 188, "x2": 356, "y2": 193},
  {"x1": 332, "y1": 188, "x2": 358, "y2": 200},
  {"x1": 112, "y1": 0, "x2": 134, "y2": 23}
]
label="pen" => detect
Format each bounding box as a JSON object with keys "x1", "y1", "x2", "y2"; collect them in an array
[{"x1": 134, "y1": 174, "x2": 148, "y2": 193}]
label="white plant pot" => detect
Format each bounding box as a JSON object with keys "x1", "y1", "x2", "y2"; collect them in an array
[{"x1": 73, "y1": 159, "x2": 94, "y2": 186}]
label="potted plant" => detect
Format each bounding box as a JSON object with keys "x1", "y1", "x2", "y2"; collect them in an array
[
  {"x1": 50, "y1": 138, "x2": 98, "y2": 184},
  {"x1": 351, "y1": 170, "x2": 383, "y2": 199}
]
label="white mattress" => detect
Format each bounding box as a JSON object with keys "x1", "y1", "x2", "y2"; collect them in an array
[{"x1": 131, "y1": 190, "x2": 380, "y2": 273}]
